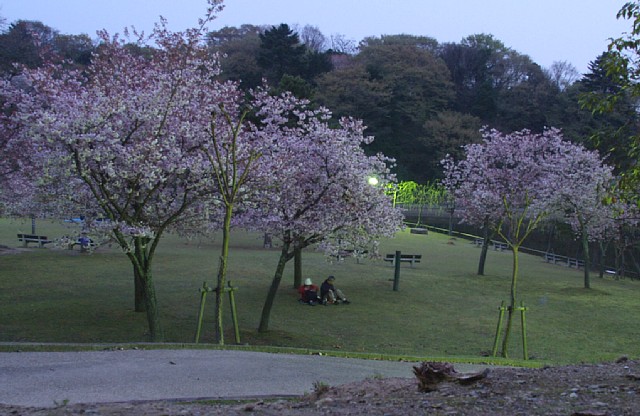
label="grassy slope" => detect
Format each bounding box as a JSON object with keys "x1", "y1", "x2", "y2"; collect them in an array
[{"x1": 0, "y1": 218, "x2": 638, "y2": 364}]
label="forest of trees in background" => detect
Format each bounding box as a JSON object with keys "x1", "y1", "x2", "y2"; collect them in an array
[{"x1": 1, "y1": 18, "x2": 638, "y2": 182}]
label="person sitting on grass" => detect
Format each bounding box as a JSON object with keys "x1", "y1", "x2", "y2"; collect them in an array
[
  {"x1": 78, "y1": 233, "x2": 94, "y2": 253},
  {"x1": 298, "y1": 278, "x2": 321, "y2": 306},
  {"x1": 320, "y1": 275, "x2": 350, "y2": 305}
]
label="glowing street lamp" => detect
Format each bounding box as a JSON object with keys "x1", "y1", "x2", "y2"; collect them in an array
[{"x1": 367, "y1": 176, "x2": 397, "y2": 207}]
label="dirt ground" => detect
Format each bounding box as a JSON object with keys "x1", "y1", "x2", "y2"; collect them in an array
[{"x1": 3, "y1": 358, "x2": 639, "y2": 415}]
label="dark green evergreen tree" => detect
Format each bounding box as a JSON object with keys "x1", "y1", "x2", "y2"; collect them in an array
[
  {"x1": 438, "y1": 41, "x2": 497, "y2": 122},
  {"x1": 0, "y1": 20, "x2": 95, "y2": 77},
  {"x1": 577, "y1": 53, "x2": 640, "y2": 173},
  {"x1": 257, "y1": 23, "x2": 306, "y2": 85}
]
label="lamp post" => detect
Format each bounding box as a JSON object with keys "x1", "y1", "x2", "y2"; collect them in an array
[
  {"x1": 368, "y1": 176, "x2": 398, "y2": 208},
  {"x1": 389, "y1": 184, "x2": 397, "y2": 208},
  {"x1": 445, "y1": 197, "x2": 456, "y2": 236}
]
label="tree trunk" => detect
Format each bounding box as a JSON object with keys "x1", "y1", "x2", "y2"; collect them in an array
[
  {"x1": 582, "y1": 232, "x2": 591, "y2": 289},
  {"x1": 133, "y1": 239, "x2": 146, "y2": 312},
  {"x1": 134, "y1": 266, "x2": 145, "y2": 312},
  {"x1": 477, "y1": 224, "x2": 491, "y2": 276},
  {"x1": 141, "y1": 267, "x2": 162, "y2": 341},
  {"x1": 620, "y1": 245, "x2": 626, "y2": 278},
  {"x1": 417, "y1": 205, "x2": 424, "y2": 227},
  {"x1": 259, "y1": 241, "x2": 291, "y2": 332},
  {"x1": 293, "y1": 247, "x2": 302, "y2": 289},
  {"x1": 626, "y1": 248, "x2": 640, "y2": 277},
  {"x1": 545, "y1": 223, "x2": 556, "y2": 254},
  {"x1": 214, "y1": 204, "x2": 234, "y2": 345},
  {"x1": 501, "y1": 245, "x2": 519, "y2": 358},
  {"x1": 130, "y1": 237, "x2": 162, "y2": 341},
  {"x1": 598, "y1": 242, "x2": 606, "y2": 279}
]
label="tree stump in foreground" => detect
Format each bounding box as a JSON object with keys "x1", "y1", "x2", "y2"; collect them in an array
[{"x1": 413, "y1": 362, "x2": 490, "y2": 392}]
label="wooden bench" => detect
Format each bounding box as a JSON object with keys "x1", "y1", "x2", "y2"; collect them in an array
[
  {"x1": 384, "y1": 253, "x2": 422, "y2": 267},
  {"x1": 492, "y1": 241, "x2": 509, "y2": 251},
  {"x1": 474, "y1": 239, "x2": 508, "y2": 251},
  {"x1": 17, "y1": 233, "x2": 52, "y2": 248}
]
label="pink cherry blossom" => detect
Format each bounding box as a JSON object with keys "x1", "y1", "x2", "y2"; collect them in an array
[
  {"x1": 235, "y1": 92, "x2": 404, "y2": 332},
  {"x1": 442, "y1": 127, "x2": 617, "y2": 357},
  {"x1": 2, "y1": 2, "x2": 228, "y2": 341}
]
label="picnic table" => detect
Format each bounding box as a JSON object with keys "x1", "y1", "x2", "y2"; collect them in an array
[{"x1": 17, "y1": 233, "x2": 52, "y2": 248}]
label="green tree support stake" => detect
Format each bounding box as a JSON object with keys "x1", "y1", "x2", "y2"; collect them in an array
[
  {"x1": 519, "y1": 301, "x2": 529, "y2": 360},
  {"x1": 227, "y1": 281, "x2": 241, "y2": 344},
  {"x1": 491, "y1": 301, "x2": 506, "y2": 357},
  {"x1": 492, "y1": 300, "x2": 529, "y2": 359},
  {"x1": 194, "y1": 281, "x2": 241, "y2": 344},
  {"x1": 194, "y1": 281, "x2": 213, "y2": 343}
]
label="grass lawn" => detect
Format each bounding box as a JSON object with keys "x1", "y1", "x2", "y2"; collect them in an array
[{"x1": 0, "y1": 217, "x2": 638, "y2": 364}]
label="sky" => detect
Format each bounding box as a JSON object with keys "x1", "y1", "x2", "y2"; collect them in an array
[{"x1": 0, "y1": 0, "x2": 632, "y2": 75}]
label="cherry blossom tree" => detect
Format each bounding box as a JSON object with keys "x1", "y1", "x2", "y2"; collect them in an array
[
  {"x1": 0, "y1": 86, "x2": 31, "y2": 215},
  {"x1": 198, "y1": 98, "x2": 266, "y2": 345},
  {"x1": 551, "y1": 146, "x2": 617, "y2": 289},
  {"x1": 0, "y1": 96, "x2": 19, "y2": 187},
  {"x1": 238, "y1": 94, "x2": 404, "y2": 332},
  {"x1": 442, "y1": 128, "x2": 583, "y2": 357},
  {"x1": 4, "y1": 2, "x2": 229, "y2": 341}
]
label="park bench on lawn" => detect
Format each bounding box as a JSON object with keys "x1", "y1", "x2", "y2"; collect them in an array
[
  {"x1": 17, "y1": 233, "x2": 52, "y2": 248},
  {"x1": 384, "y1": 253, "x2": 422, "y2": 267},
  {"x1": 491, "y1": 240, "x2": 509, "y2": 251},
  {"x1": 472, "y1": 239, "x2": 508, "y2": 251}
]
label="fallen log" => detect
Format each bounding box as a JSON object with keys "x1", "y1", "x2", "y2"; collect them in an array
[{"x1": 413, "y1": 361, "x2": 490, "y2": 392}]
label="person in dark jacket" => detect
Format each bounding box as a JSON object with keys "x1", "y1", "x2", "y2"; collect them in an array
[{"x1": 320, "y1": 275, "x2": 350, "y2": 305}]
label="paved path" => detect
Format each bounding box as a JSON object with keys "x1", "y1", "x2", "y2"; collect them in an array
[
  {"x1": 0, "y1": 349, "x2": 427, "y2": 407},
  {"x1": 0, "y1": 349, "x2": 493, "y2": 408}
]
